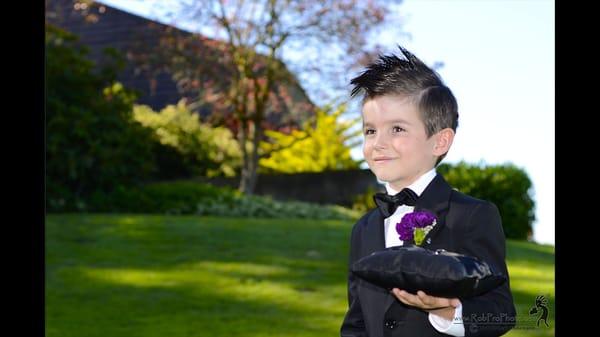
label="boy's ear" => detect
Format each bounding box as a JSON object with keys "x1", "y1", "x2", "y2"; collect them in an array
[{"x1": 432, "y1": 128, "x2": 455, "y2": 156}]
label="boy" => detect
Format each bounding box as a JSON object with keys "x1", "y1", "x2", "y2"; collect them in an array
[{"x1": 340, "y1": 46, "x2": 516, "y2": 337}]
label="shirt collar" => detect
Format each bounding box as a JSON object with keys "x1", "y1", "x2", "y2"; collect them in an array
[{"x1": 384, "y1": 168, "x2": 437, "y2": 197}]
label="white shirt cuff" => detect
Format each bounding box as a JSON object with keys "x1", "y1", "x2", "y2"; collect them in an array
[{"x1": 428, "y1": 302, "x2": 465, "y2": 336}]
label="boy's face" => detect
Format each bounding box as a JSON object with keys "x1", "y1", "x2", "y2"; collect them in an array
[{"x1": 362, "y1": 95, "x2": 439, "y2": 190}]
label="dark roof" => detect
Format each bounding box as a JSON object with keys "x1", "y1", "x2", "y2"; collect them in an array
[{"x1": 46, "y1": 0, "x2": 315, "y2": 132}]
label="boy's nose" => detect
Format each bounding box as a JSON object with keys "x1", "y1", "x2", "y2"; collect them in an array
[{"x1": 373, "y1": 132, "x2": 389, "y2": 148}]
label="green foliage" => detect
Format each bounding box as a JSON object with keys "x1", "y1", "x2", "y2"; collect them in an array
[
  {"x1": 413, "y1": 228, "x2": 426, "y2": 245},
  {"x1": 46, "y1": 24, "x2": 156, "y2": 210},
  {"x1": 133, "y1": 101, "x2": 242, "y2": 178},
  {"x1": 84, "y1": 181, "x2": 358, "y2": 220},
  {"x1": 259, "y1": 104, "x2": 363, "y2": 173},
  {"x1": 195, "y1": 194, "x2": 358, "y2": 220},
  {"x1": 351, "y1": 185, "x2": 379, "y2": 213},
  {"x1": 148, "y1": 140, "x2": 199, "y2": 180},
  {"x1": 438, "y1": 161, "x2": 535, "y2": 240},
  {"x1": 87, "y1": 180, "x2": 232, "y2": 214}
]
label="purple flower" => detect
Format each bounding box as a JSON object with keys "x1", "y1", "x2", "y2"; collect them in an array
[{"x1": 395, "y1": 211, "x2": 437, "y2": 245}]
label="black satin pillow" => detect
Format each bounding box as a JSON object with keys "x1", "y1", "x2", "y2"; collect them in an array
[{"x1": 351, "y1": 245, "x2": 506, "y2": 298}]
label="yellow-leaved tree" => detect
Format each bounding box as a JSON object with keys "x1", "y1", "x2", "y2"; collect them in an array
[
  {"x1": 133, "y1": 100, "x2": 242, "y2": 177},
  {"x1": 259, "y1": 104, "x2": 364, "y2": 173}
]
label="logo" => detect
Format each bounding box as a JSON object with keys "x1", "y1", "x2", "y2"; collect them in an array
[{"x1": 528, "y1": 295, "x2": 550, "y2": 327}]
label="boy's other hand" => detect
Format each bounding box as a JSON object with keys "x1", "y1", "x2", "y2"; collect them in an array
[{"x1": 391, "y1": 288, "x2": 461, "y2": 321}]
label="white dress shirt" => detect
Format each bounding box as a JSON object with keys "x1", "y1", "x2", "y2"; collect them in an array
[{"x1": 382, "y1": 168, "x2": 465, "y2": 336}]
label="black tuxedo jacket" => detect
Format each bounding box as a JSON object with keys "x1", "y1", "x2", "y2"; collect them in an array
[{"x1": 341, "y1": 174, "x2": 516, "y2": 337}]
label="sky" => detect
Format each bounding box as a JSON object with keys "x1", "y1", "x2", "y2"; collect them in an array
[
  {"x1": 380, "y1": 0, "x2": 555, "y2": 246},
  {"x1": 97, "y1": 0, "x2": 555, "y2": 245}
]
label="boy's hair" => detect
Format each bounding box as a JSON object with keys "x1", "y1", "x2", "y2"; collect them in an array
[{"x1": 350, "y1": 46, "x2": 459, "y2": 165}]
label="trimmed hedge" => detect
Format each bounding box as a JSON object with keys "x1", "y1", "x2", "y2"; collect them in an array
[
  {"x1": 75, "y1": 181, "x2": 359, "y2": 220},
  {"x1": 438, "y1": 161, "x2": 535, "y2": 240}
]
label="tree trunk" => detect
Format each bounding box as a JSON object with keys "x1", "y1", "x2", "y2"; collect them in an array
[
  {"x1": 238, "y1": 119, "x2": 260, "y2": 195},
  {"x1": 239, "y1": 162, "x2": 258, "y2": 195}
]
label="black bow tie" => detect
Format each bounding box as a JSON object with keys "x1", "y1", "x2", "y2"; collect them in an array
[{"x1": 373, "y1": 188, "x2": 419, "y2": 218}]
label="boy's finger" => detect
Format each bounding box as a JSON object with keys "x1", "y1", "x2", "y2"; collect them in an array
[
  {"x1": 417, "y1": 291, "x2": 431, "y2": 305},
  {"x1": 393, "y1": 289, "x2": 418, "y2": 305}
]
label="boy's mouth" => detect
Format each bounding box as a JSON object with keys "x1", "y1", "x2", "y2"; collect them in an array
[{"x1": 373, "y1": 157, "x2": 395, "y2": 163}]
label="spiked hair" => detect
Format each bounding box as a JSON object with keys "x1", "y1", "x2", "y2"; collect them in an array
[{"x1": 351, "y1": 46, "x2": 459, "y2": 164}]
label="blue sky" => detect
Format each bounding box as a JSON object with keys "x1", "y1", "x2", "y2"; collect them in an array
[{"x1": 97, "y1": 0, "x2": 555, "y2": 245}]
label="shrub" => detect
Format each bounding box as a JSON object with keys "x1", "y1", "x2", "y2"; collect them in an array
[
  {"x1": 351, "y1": 185, "x2": 379, "y2": 214},
  {"x1": 133, "y1": 102, "x2": 242, "y2": 178},
  {"x1": 82, "y1": 181, "x2": 358, "y2": 220},
  {"x1": 46, "y1": 24, "x2": 156, "y2": 210},
  {"x1": 438, "y1": 161, "x2": 535, "y2": 240}
]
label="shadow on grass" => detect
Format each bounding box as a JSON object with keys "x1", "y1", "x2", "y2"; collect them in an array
[
  {"x1": 46, "y1": 214, "x2": 555, "y2": 337},
  {"x1": 47, "y1": 265, "x2": 344, "y2": 337},
  {"x1": 46, "y1": 214, "x2": 352, "y2": 288},
  {"x1": 47, "y1": 214, "x2": 353, "y2": 336},
  {"x1": 506, "y1": 239, "x2": 554, "y2": 265}
]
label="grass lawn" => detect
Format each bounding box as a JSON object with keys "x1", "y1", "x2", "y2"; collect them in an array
[{"x1": 46, "y1": 214, "x2": 554, "y2": 337}]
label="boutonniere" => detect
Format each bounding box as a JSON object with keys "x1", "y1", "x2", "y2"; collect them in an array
[{"x1": 396, "y1": 210, "x2": 437, "y2": 246}]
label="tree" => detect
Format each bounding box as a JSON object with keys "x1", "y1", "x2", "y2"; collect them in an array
[
  {"x1": 259, "y1": 104, "x2": 363, "y2": 173},
  {"x1": 46, "y1": 23, "x2": 156, "y2": 210},
  {"x1": 136, "y1": 0, "x2": 403, "y2": 195}
]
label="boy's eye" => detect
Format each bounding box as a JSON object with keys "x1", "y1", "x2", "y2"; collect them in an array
[
  {"x1": 393, "y1": 126, "x2": 405, "y2": 133},
  {"x1": 364, "y1": 128, "x2": 375, "y2": 135}
]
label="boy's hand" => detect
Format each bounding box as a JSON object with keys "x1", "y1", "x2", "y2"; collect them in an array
[{"x1": 391, "y1": 288, "x2": 461, "y2": 320}]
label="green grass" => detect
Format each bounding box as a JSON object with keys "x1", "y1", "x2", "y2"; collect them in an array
[
  {"x1": 505, "y1": 240, "x2": 555, "y2": 336},
  {"x1": 46, "y1": 214, "x2": 554, "y2": 336}
]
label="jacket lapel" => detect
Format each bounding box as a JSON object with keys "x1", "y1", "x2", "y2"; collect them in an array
[
  {"x1": 364, "y1": 208, "x2": 386, "y2": 256},
  {"x1": 414, "y1": 173, "x2": 452, "y2": 247}
]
